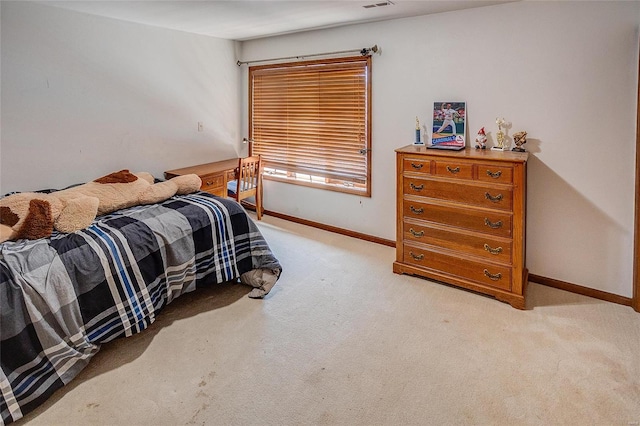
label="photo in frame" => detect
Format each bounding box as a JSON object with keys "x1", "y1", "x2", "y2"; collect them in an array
[{"x1": 429, "y1": 101, "x2": 466, "y2": 150}]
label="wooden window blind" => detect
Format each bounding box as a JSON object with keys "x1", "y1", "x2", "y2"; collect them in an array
[{"x1": 249, "y1": 56, "x2": 371, "y2": 196}]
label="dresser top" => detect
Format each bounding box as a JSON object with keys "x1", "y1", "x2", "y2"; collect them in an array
[{"x1": 396, "y1": 145, "x2": 528, "y2": 163}]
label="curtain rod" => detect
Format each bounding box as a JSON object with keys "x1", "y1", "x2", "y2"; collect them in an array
[{"x1": 236, "y1": 44, "x2": 379, "y2": 66}]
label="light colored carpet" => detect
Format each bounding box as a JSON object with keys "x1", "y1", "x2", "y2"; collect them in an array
[{"x1": 18, "y1": 214, "x2": 640, "y2": 425}]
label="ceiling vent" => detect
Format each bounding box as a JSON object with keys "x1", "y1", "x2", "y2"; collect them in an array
[{"x1": 363, "y1": 1, "x2": 395, "y2": 9}]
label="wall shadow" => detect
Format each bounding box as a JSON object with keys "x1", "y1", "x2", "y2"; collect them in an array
[{"x1": 526, "y1": 154, "x2": 631, "y2": 307}]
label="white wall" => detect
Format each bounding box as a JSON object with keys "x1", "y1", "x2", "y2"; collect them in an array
[
  {"x1": 241, "y1": 1, "x2": 640, "y2": 297},
  {"x1": 1, "y1": 1, "x2": 241, "y2": 193}
]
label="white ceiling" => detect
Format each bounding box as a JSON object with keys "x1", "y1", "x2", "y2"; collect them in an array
[{"x1": 38, "y1": 1, "x2": 512, "y2": 41}]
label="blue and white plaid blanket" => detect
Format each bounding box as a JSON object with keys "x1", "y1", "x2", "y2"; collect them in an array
[{"x1": 0, "y1": 192, "x2": 281, "y2": 425}]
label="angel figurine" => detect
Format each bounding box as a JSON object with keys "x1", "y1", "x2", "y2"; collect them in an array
[
  {"x1": 475, "y1": 127, "x2": 487, "y2": 149},
  {"x1": 512, "y1": 131, "x2": 527, "y2": 152}
]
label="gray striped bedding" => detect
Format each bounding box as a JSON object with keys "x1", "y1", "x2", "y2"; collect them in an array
[{"x1": 0, "y1": 192, "x2": 281, "y2": 425}]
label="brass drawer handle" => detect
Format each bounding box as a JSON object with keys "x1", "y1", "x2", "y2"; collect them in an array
[
  {"x1": 411, "y1": 163, "x2": 423, "y2": 170},
  {"x1": 483, "y1": 243, "x2": 503, "y2": 255},
  {"x1": 410, "y1": 206, "x2": 424, "y2": 214},
  {"x1": 410, "y1": 252, "x2": 424, "y2": 261},
  {"x1": 409, "y1": 228, "x2": 424, "y2": 237},
  {"x1": 410, "y1": 183, "x2": 424, "y2": 191},
  {"x1": 486, "y1": 170, "x2": 502, "y2": 179},
  {"x1": 446, "y1": 166, "x2": 460, "y2": 174},
  {"x1": 484, "y1": 218, "x2": 503, "y2": 229},
  {"x1": 485, "y1": 192, "x2": 503, "y2": 203},
  {"x1": 206, "y1": 181, "x2": 213, "y2": 186},
  {"x1": 484, "y1": 269, "x2": 502, "y2": 281}
]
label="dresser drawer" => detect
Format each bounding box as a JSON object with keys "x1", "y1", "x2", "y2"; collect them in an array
[
  {"x1": 434, "y1": 160, "x2": 474, "y2": 179},
  {"x1": 403, "y1": 244, "x2": 512, "y2": 291},
  {"x1": 476, "y1": 164, "x2": 513, "y2": 184},
  {"x1": 403, "y1": 200, "x2": 512, "y2": 237},
  {"x1": 403, "y1": 221, "x2": 512, "y2": 264},
  {"x1": 403, "y1": 157, "x2": 431, "y2": 175},
  {"x1": 403, "y1": 177, "x2": 513, "y2": 211},
  {"x1": 200, "y1": 174, "x2": 225, "y2": 193}
]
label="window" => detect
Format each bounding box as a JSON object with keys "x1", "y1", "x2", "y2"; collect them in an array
[{"x1": 249, "y1": 56, "x2": 371, "y2": 196}]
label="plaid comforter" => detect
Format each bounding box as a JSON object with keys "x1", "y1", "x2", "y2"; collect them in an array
[{"x1": 0, "y1": 192, "x2": 281, "y2": 425}]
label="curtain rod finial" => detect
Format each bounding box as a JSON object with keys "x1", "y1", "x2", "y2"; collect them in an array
[{"x1": 361, "y1": 45, "x2": 380, "y2": 56}]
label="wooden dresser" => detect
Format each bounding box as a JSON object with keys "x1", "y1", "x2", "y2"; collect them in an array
[
  {"x1": 393, "y1": 145, "x2": 529, "y2": 309},
  {"x1": 164, "y1": 159, "x2": 238, "y2": 198}
]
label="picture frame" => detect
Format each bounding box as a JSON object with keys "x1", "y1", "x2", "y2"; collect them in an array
[{"x1": 429, "y1": 101, "x2": 466, "y2": 150}]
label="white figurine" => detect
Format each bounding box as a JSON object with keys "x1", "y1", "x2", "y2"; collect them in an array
[{"x1": 475, "y1": 127, "x2": 487, "y2": 149}]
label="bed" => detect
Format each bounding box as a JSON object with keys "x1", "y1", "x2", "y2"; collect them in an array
[{"x1": 0, "y1": 191, "x2": 281, "y2": 425}]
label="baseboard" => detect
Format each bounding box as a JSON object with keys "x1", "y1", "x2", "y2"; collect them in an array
[
  {"x1": 528, "y1": 274, "x2": 633, "y2": 307},
  {"x1": 262, "y1": 210, "x2": 634, "y2": 308},
  {"x1": 263, "y1": 209, "x2": 396, "y2": 247}
]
